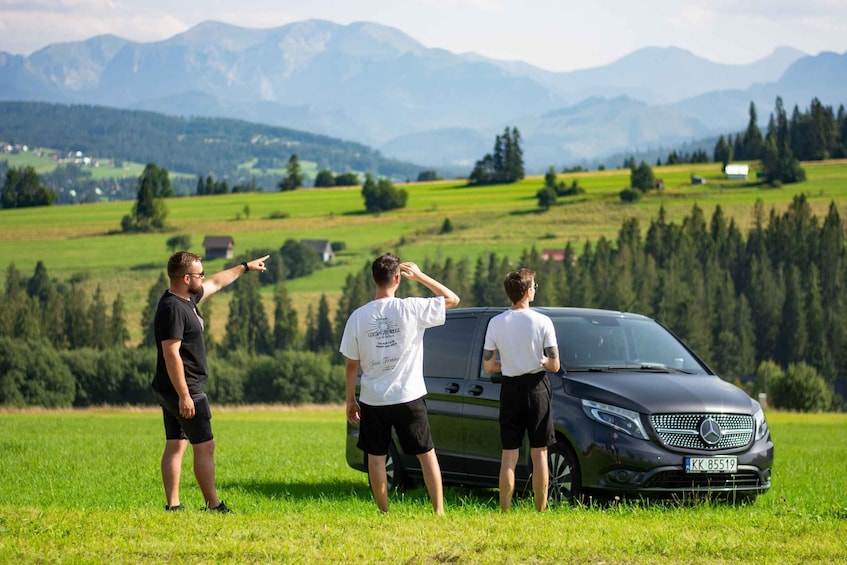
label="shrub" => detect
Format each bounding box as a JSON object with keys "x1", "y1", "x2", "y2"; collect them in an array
[
  {"x1": 768, "y1": 362, "x2": 833, "y2": 412},
  {"x1": 244, "y1": 351, "x2": 343, "y2": 404},
  {"x1": 207, "y1": 353, "x2": 246, "y2": 404},
  {"x1": 619, "y1": 188, "x2": 641, "y2": 202},
  {"x1": 440, "y1": 218, "x2": 454, "y2": 234},
  {"x1": 754, "y1": 360, "x2": 783, "y2": 399},
  {"x1": 0, "y1": 338, "x2": 74, "y2": 407}
]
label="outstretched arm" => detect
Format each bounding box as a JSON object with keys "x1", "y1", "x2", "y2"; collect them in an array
[
  {"x1": 399, "y1": 262, "x2": 460, "y2": 309},
  {"x1": 201, "y1": 254, "x2": 270, "y2": 300}
]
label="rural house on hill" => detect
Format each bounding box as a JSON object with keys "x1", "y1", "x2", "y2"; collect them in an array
[
  {"x1": 203, "y1": 236, "x2": 235, "y2": 260},
  {"x1": 541, "y1": 248, "x2": 566, "y2": 262},
  {"x1": 725, "y1": 164, "x2": 749, "y2": 180},
  {"x1": 301, "y1": 239, "x2": 335, "y2": 263}
]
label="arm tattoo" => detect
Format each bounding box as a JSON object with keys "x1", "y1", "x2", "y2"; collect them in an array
[
  {"x1": 483, "y1": 350, "x2": 495, "y2": 361},
  {"x1": 545, "y1": 347, "x2": 558, "y2": 359}
]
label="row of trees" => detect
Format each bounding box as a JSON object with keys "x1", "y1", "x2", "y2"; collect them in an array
[
  {"x1": 0, "y1": 337, "x2": 344, "y2": 407},
  {"x1": 713, "y1": 96, "x2": 847, "y2": 183},
  {"x1": 720, "y1": 97, "x2": 847, "y2": 164},
  {"x1": 1, "y1": 165, "x2": 57, "y2": 208}
]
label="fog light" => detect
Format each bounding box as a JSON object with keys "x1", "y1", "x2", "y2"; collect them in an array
[{"x1": 606, "y1": 470, "x2": 633, "y2": 484}]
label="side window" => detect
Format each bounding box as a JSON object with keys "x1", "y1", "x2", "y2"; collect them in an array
[{"x1": 423, "y1": 316, "x2": 477, "y2": 379}]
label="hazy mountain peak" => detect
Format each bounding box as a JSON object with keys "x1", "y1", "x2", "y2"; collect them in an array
[{"x1": 0, "y1": 19, "x2": 840, "y2": 174}]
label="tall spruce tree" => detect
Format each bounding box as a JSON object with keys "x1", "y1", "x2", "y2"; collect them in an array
[
  {"x1": 223, "y1": 274, "x2": 271, "y2": 355},
  {"x1": 273, "y1": 281, "x2": 299, "y2": 350},
  {"x1": 140, "y1": 273, "x2": 168, "y2": 348},
  {"x1": 110, "y1": 293, "x2": 130, "y2": 348}
]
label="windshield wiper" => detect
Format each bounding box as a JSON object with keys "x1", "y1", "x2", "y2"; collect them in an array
[{"x1": 604, "y1": 363, "x2": 694, "y2": 374}]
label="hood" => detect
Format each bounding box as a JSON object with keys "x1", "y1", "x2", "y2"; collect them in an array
[{"x1": 561, "y1": 371, "x2": 755, "y2": 415}]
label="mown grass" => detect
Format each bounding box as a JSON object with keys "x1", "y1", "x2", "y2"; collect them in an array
[
  {"x1": 0, "y1": 408, "x2": 844, "y2": 563},
  {"x1": 1, "y1": 160, "x2": 846, "y2": 344}
]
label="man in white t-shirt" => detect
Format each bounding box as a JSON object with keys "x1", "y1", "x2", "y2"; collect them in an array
[
  {"x1": 340, "y1": 253, "x2": 460, "y2": 514},
  {"x1": 483, "y1": 268, "x2": 560, "y2": 512}
]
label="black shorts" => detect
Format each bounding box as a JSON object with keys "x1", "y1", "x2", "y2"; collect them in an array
[
  {"x1": 499, "y1": 372, "x2": 554, "y2": 450},
  {"x1": 357, "y1": 397, "x2": 435, "y2": 456},
  {"x1": 156, "y1": 391, "x2": 214, "y2": 445}
]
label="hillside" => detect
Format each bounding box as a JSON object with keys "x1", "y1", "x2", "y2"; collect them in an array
[
  {"x1": 1, "y1": 159, "x2": 845, "y2": 345},
  {"x1": 0, "y1": 101, "x2": 424, "y2": 183}
]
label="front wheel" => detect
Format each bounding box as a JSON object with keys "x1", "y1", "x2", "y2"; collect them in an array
[{"x1": 548, "y1": 439, "x2": 580, "y2": 504}]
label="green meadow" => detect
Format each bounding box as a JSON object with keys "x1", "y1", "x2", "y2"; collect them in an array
[
  {"x1": 0, "y1": 408, "x2": 844, "y2": 563},
  {"x1": 1, "y1": 159, "x2": 846, "y2": 343}
]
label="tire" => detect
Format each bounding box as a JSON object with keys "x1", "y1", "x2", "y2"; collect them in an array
[
  {"x1": 365, "y1": 442, "x2": 408, "y2": 492},
  {"x1": 548, "y1": 438, "x2": 580, "y2": 504}
]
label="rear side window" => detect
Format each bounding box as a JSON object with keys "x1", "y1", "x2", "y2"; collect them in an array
[{"x1": 423, "y1": 316, "x2": 477, "y2": 379}]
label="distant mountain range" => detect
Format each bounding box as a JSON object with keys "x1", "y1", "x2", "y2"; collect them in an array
[{"x1": 1, "y1": 19, "x2": 845, "y2": 174}]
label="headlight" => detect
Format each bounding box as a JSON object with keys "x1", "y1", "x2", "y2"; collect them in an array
[
  {"x1": 754, "y1": 406, "x2": 769, "y2": 441},
  {"x1": 582, "y1": 399, "x2": 649, "y2": 440}
]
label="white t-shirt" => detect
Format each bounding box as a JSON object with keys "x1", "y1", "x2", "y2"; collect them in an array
[
  {"x1": 484, "y1": 308, "x2": 558, "y2": 377},
  {"x1": 339, "y1": 296, "x2": 445, "y2": 406}
]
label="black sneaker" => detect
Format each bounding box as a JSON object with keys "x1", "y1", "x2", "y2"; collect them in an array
[
  {"x1": 165, "y1": 504, "x2": 185, "y2": 512},
  {"x1": 206, "y1": 501, "x2": 232, "y2": 514}
]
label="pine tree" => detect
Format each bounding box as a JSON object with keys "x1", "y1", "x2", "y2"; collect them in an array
[
  {"x1": 140, "y1": 273, "x2": 168, "y2": 348},
  {"x1": 224, "y1": 274, "x2": 271, "y2": 355},
  {"x1": 777, "y1": 265, "x2": 808, "y2": 366},
  {"x1": 110, "y1": 293, "x2": 130, "y2": 348},
  {"x1": 312, "y1": 294, "x2": 334, "y2": 351},
  {"x1": 88, "y1": 285, "x2": 109, "y2": 350},
  {"x1": 279, "y1": 154, "x2": 304, "y2": 191},
  {"x1": 273, "y1": 281, "x2": 299, "y2": 350}
]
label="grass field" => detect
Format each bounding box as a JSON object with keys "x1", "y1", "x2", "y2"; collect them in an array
[
  {"x1": 0, "y1": 408, "x2": 845, "y2": 563},
  {"x1": 1, "y1": 159, "x2": 846, "y2": 344}
]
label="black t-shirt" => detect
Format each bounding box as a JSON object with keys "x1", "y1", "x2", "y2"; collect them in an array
[{"x1": 152, "y1": 289, "x2": 208, "y2": 397}]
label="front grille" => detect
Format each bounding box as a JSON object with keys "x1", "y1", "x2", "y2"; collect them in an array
[
  {"x1": 641, "y1": 470, "x2": 763, "y2": 490},
  {"x1": 650, "y1": 413, "x2": 754, "y2": 450}
]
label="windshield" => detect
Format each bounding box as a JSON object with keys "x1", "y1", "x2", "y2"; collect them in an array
[{"x1": 551, "y1": 314, "x2": 709, "y2": 375}]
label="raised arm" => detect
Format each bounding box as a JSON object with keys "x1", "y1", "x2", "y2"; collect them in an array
[{"x1": 399, "y1": 262, "x2": 460, "y2": 309}]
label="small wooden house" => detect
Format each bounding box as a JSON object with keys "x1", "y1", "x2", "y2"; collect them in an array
[
  {"x1": 203, "y1": 236, "x2": 235, "y2": 260},
  {"x1": 301, "y1": 239, "x2": 335, "y2": 263}
]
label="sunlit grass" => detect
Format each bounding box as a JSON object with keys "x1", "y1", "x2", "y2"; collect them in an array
[{"x1": 0, "y1": 408, "x2": 845, "y2": 563}]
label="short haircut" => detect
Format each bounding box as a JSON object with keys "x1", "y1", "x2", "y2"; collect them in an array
[
  {"x1": 372, "y1": 253, "x2": 400, "y2": 287},
  {"x1": 167, "y1": 251, "x2": 202, "y2": 281},
  {"x1": 503, "y1": 268, "x2": 536, "y2": 304}
]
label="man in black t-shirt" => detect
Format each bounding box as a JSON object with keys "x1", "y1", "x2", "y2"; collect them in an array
[{"x1": 152, "y1": 251, "x2": 268, "y2": 512}]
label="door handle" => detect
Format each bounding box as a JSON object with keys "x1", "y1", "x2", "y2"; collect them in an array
[
  {"x1": 445, "y1": 383, "x2": 460, "y2": 394},
  {"x1": 468, "y1": 385, "x2": 484, "y2": 396}
]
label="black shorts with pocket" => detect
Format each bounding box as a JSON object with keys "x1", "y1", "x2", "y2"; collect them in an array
[
  {"x1": 357, "y1": 397, "x2": 435, "y2": 456},
  {"x1": 499, "y1": 372, "x2": 554, "y2": 450},
  {"x1": 156, "y1": 391, "x2": 214, "y2": 445}
]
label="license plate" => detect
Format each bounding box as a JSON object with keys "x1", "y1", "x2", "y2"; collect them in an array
[{"x1": 685, "y1": 456, "x2": 737, "y2": 474}]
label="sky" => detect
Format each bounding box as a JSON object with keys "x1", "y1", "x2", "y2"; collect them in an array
[{"x1": 0, "y1": 0, "x2": 845, "y2": 72}]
